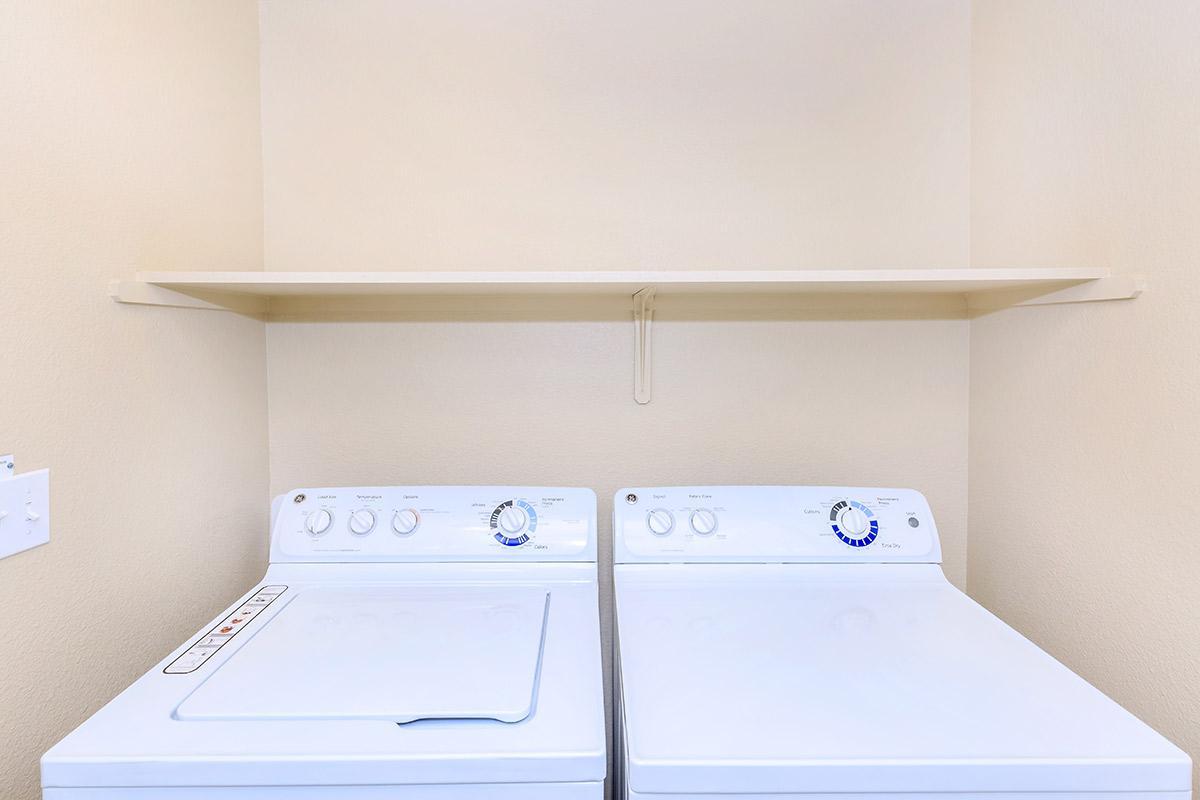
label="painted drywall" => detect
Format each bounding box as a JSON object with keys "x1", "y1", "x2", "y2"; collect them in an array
[
  {"x1": 0, "y1": 2, "x2": 268, "y2": 798},
  {"x1": 259, "y1": 0, "x2": 970, "y2": 271},
  {"x1": 969, "y1": 0, "x2": 1200, "y2": 786},
  {"x1": 258, "y1": 2, "x2": 972, "y2": 792}
]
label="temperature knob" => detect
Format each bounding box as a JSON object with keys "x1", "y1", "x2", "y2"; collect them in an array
[
  {"x1": 305, "y1": 508, "x2": 333, "y2": 536},
  {"x1": 690, "y1": 508, "x2": 718, "y2": 535},
  {"x1": 392, "y1": 508, "x2": 420, "y2": 536},
  {"x1": 348, "y1": 509, "x2": 376, "y2": 536},
  {"x1": 647, "y1": 508, "x2": 675, "y2": 536}
]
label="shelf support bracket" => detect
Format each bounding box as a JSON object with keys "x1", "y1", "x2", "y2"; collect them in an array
[
  {"x1": 109, "y1": 281, "x2": 268, "y2": 316},
  {"x1": 633, "y1": 287, "x2": 656, "y2": 405},
  {"x1": 967, "y1": 275, "x2": 1145, "y2": 315}
]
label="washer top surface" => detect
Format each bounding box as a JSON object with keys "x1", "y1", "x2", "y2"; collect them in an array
[
  {"x1": 43, "y1": 487, "x2": 606, "y2": 791},
  {"x1": 177, "y1": 585, "x2": 549, "y2": 723},
  {"x1": 613, "y1": 487, "x2": 1190, "y2": 796}
]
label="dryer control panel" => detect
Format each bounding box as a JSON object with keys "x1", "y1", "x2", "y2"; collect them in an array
[
  {"x1": 614, "y1": 486, "x2": 940, "y2": 563},
  {"x1": 272, "y1": 486, "x2": 596, "y2": 562}
]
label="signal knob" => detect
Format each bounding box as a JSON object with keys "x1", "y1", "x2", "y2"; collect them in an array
[{"x1": 647, "y1": 508, "x2": 675, "y2": 536}]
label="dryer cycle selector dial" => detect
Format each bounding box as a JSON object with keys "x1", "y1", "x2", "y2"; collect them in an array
[
  {"x1": 305, "y1": 508, "x2": 333, "y2": 537},
  {"x1": 392, "y1": 508, "x2": 421, "y2": 536},
  {"x1": 348, "y1": 509, "x2": 377, "y2": 536},
  {"x1": 690, "y1": 508, "x2": 718, "y2": 536},
  {"x1": 830, "y1": 500, "x2": 879, "y2": 547},
  {"x1": 647, "y1": 508, "x2": 675, "y2": 536},
  {"x1": 491, "y1": 499, "x2": 538, "y2": 546}
]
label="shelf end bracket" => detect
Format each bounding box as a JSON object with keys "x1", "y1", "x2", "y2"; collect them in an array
[
  {"x1": 109, "y1": 280, "x2": 269, "y2": 315},
  {"x1": 633, "y1": 287, "x2": 656, "y2": 405}
]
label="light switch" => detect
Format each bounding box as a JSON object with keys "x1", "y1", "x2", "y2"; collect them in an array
[{"x1": 0, "y1": 468, "x2": 50, "y2": 560}]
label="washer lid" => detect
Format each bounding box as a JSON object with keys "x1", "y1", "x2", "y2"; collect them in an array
[{"x1": 176, "y1": 585, "x2": 550, "y2": 723}]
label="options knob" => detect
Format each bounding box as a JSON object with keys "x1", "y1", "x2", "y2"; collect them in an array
[
  {"x1": 305, "y1": 508, "x2": 333, "y2": 536},
  {"x1": 348, "y1": 509, "x2": 377, "y2": 536},
  {"x1": 690, "y1": 508, "x2": 718, "y2": 535},
  {"x1": 647, "y1": 508, "x2": 675, "y2": 536},
  {"x1": 392, "y1": 508, "x2": 421, "y2": 536},
  {"x1": 497, "y1": 505, "x2": 529, "y2": 535}
]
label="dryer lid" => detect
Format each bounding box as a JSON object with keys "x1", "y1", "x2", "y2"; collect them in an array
[
  {"x1": 176, "y1": 585, "x2": 550, "y2": 723},
  {"x1": 615, "y1": 564, "x2": 1191, "y2": 794}
]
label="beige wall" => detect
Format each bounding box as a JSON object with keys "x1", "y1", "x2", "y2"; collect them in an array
[
  {"x1": 0, "y1": 2, "x2": 268, "y2": 799},
  {"x1": 259, "y1": 0, "x2": 971, "y2": 271},
  {"x1": 969, "y1": 0, "x2": 1200, "y2": 787}
]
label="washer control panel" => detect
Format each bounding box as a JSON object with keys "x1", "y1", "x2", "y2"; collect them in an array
[
  {"x1": 272, "y1": 486, "x2": 595, "y2": 562},
  {"x1": 614, "y1": 486, "x2": 940, "y2": 563}
]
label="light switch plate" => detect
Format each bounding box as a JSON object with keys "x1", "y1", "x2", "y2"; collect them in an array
[{"x1": 0, "y1": 468, "x2": 50, "y2": 560}]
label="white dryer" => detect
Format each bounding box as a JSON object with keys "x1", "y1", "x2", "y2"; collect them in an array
[
  {"x1": 613, "y1": 486, "x2": 1191, "y2": 800},
  {"x1": 43, "y1": 486, "x2": 606, "y2": 799}
]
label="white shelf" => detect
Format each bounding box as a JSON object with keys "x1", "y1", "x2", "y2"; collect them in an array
[
  {"x1": 108, "y1": 268, "x2": 1143, "y2": 405},
  {"x1": 110, "y1": 268, "x2": 1141, "y2": 314}
]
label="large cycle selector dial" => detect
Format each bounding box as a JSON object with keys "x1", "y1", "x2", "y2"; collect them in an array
[
  {"x1": 830, "y1": 499, "x2": 879, "y2": 547},
  {"x1": 305, "y1": 508, "x2": 333, "y2": 537},
  {"x1": 348, "y1": 509, "x2": 377, "y2": 536},
  {"x1": 392, "y1": 508, "x2": 421, "y2": 536},
  {"x1": 490, "y1": 499, "x2": 538, "y2": 547}
]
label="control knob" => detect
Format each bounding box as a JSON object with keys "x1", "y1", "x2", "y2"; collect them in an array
[
  {"x1": 392, "y1": 508, "x2": 421, "y2": 536},
  {"x1": 497, "y1": 504, "x2": 529, "y2": 534},
  {"x1": 348, "y1": 509, "x2": 376, "y2": 536},
  {"x1": 838, "y1": 507, "x2": 869, "y2": 537},
  {"x1": 690, "y1": 508, "x2": 718, "y2": 535},
  {"x1": 305, "y1": 508, "x2": 333, "y2": 536},
  {"x1": 829, "y1": 499, "x2": 879, "y2": 547},
  {"x1": 647, "y1": 508, "x2": 675, "y2": 536}
]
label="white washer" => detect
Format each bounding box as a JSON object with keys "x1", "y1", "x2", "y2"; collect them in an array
[
  {"x1": 613, "y1": 486, "x2": 1191, "y2": 800},
  {"x1": 43, "y1": 486, "x2": 606, "y2": 799}
]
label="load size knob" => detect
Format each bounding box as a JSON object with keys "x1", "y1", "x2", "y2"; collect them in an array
[
  {"x1": 305, "y1": 508, "x2": 333, "y2": 536},
  {"x1": 348, "y1": 509, "x2": 377, "y2": 536},
  {"x1": 392, "y1": 508, "x2": 420, "y2": 536}
]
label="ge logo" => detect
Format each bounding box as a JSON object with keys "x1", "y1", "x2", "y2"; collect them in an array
[{"x1": 625, "y1": 493, "x2": 638, "y2": 504}]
